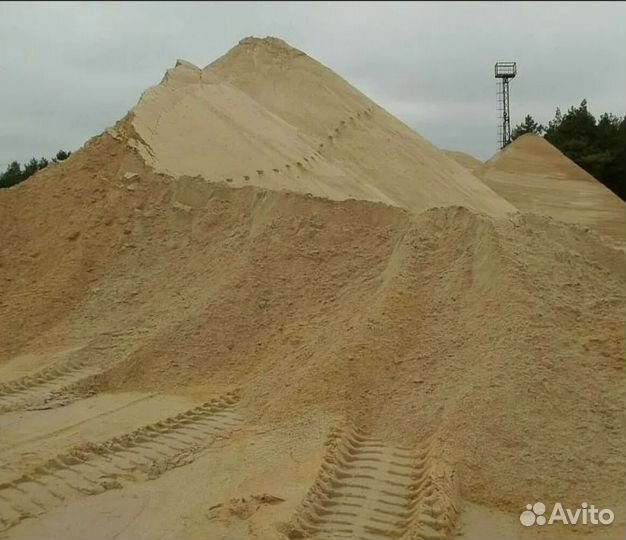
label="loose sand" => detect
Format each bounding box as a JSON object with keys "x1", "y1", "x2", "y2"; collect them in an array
[
  {"x1": 477, "y1": 134, "x2": 626, "y2": 245},
  {"x1": 0, "y1": 37, "x2": 624, "y2": 540}
]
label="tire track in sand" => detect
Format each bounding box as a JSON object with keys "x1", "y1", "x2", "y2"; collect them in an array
[
  {"x1": 0, "y1": 335, "x2": 147, "y2": 413},
  {"x1": 0, "y1": 356, "x2": 101, "y2": 413},
  {"x1": 0, "y1": 391, "x2": 241, "y2": 532},
  {"x1": 288, "y1": 426, "x2": 459, "y2": 540}
]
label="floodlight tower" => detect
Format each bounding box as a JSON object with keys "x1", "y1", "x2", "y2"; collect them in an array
[{"x1": 495, "y1": 61, "x2": 517, "y2": 149}]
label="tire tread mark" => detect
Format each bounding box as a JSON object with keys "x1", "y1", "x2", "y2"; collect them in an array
[
  {"x1": 287, "y1": 426, "x2": 460, "y2": 539},
  {"x1": 0, "y1": 391, "x2": 240, "y2": 532}
]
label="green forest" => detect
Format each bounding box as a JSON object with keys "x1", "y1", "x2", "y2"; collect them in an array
[
  {"x1": 511, "y1": 100, "x2": 625, "y2": 201},
  {"x1": 0, "y1": 150, "x2": 71, "y2": 189}
]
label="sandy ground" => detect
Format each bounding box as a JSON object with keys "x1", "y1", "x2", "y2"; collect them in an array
[
  {"x1": 1, "y1": 37, "x2": 625, "y2": 540},
  {"x1": 0, "y1": 393, "x2": 329, "y2": 540}
]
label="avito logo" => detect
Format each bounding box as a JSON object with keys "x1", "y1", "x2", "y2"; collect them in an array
[{"x1": 520, "y1": 502, "x2": 614, "y2": 527}]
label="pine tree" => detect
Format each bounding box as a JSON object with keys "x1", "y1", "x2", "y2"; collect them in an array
[
  {"x1": 23, "y1": 158, "x2": 39, "y2": 178},
  {"x1": 0, "y1": 149, "x2": 71, "y2": 189},
  {"x1": 511, "y1": 115, "x2": 544, "y2": 140},
  {"x1": 53, "y1": 150, "x2": 71, "y2": 162},
  {"x1": 0, "y1": 161, "x2": 23, "y2": 188}
]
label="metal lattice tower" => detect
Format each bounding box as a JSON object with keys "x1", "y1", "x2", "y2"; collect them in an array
[{"x1": 495, "y1": 62, "x2": 517, "y2": 149}]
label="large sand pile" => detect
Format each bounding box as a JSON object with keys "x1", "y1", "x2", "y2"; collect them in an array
[
  {"x1": 0, "y1": 37, "x2": 624, "y2": 540},
  {"x1": 477, "y1": 134, "x2": 626, "y2": 244},
  {"x1": 111, "y1": 37, "x2": 515, "y2": 218}
]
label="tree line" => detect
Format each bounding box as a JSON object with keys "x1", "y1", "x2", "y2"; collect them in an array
[
  {"x1": 511, "y1": 100, "x2": 625, "y2": 201},
  {"x1": 0, "y1": 150, "x2": 71, "y2": 189}
]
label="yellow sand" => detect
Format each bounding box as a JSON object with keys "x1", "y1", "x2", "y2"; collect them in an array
[
  {"x1": 478, "y1": 134, "x2": 626, "y2": 244},
  {"x1": 443, "y1": 149, "x2": 484, "y2": 173},
  {"x1": 0, "y1": 37, "x2": 624, "y2": 540},
  {"x1": 111, "y1": 37, "x2": 516, "y2": 218}
]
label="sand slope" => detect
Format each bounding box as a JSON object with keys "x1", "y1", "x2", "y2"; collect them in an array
[
  {"x1": 443, "y1": 149, "x2": 483, "y2": 173},
  {"x1": 113, "y1": 37, "x2": 516, "y2": 218},
  {"x1": 1, "y1": 135, "x2": 625, "y2": 539},
  {"x1": 478, "y1": 134, "x2": 626, "y2": 243}
]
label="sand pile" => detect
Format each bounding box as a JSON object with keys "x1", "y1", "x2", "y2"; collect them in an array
[
  {"x1": 1, "y1": 37, "x2": 625, "y2": 540},
  {"x1": 477, "y1": 134, "x2": 626, "y2": 244},
  {"x1": 443, "y1": 149, "x2": 483, "y2": 173},
  {"x1": 111, "y1": 37, "x2": 516, "y2": 218}
]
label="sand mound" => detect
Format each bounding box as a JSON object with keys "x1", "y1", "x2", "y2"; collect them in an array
[
  {"x1": 478, "y1": 134, "x2": 626, "y2": 243},
  {"x1": 0, "y1": 37, "x2": 624, "y2": 540},
  {"x1": 111, "y1": 36, "x2": 516, "y2": 218},
  {"x1": 2, "y1": 134, "x2": 625, "y2": 533},
  {"x1": 442, "y1": 149, "x2": 483, "y2": 173}
]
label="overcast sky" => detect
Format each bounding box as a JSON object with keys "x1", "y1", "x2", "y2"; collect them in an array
[{"x1": 1, "y1": 1, "x2": 625, "y2": 169}]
